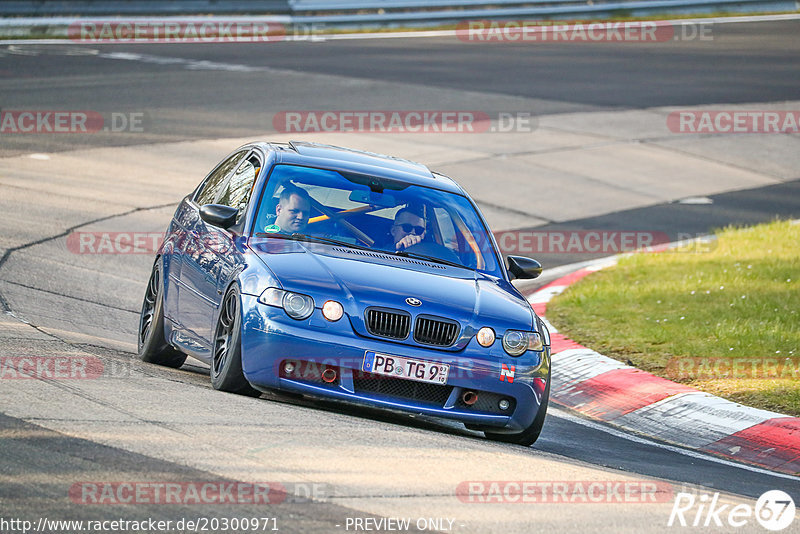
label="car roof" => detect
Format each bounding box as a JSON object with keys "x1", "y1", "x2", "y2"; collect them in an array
[{"x1": 250, "y1": 141, "x2": 464, "y2": 195}]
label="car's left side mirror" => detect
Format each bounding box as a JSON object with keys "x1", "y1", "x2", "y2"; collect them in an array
[
  {"x1": 199, "y1": 204, "x2": 238, "y2": 229},
  {"x1": 507, "y1": 255, "x2": 542, "y2": 280}
]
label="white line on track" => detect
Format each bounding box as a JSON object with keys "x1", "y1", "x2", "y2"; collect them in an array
[{"x1": 548, "y1": 406, "x2": 800, "y2": 482}]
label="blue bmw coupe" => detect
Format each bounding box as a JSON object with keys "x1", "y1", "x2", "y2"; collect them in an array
[{"x1": 138, "y1": 141, "x2": 551, "y2": 445}]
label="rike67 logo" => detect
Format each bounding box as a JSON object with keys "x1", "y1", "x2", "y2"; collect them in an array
[{"x1": 668, "y1": 490, "x2": 795, "y2": 531}]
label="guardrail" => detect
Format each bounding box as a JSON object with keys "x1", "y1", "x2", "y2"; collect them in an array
[
  {"x1": 289, "y1": 0, "x2": 591, "y2": 9},
  {"x1": 0, "y1": 1, "x2": 290, "y2": 16},
  {"x1": 290, "y1": 0, "x2": 797, "y2": 24},
  {"x1": 0, "y1": 0, "x2": 796, "y2": 23}
]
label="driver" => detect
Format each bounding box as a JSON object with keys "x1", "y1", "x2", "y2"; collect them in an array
[
  {"x1": 390, "y1": 206, "x2": 426, "y2": 251},
  {"x1": 270, "y1": 185, "x2": 311, "y2": 233}
]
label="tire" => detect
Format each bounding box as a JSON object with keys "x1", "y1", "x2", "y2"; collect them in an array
[
  {"x1": 484, "y1": 378, "x2": 550, "y2": 446},
  {"x1": 138, "y1": 260, "x2": 187, "y2": 368},
  {"x1": 211, "y1": 285, "x2": 260, "y2": 397}
]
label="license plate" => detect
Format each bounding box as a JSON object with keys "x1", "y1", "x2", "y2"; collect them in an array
[{"x1": 362, "y1": 351, "x2": 449, "y2": 385}]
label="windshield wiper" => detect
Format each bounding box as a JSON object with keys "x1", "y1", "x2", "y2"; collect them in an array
[
  {"x1": 254, "y1": 232, "x2": 372, "y2": 251},
  {"x1": 394, "y1": 249, "x2": 466, "y2": 269},
  {"x1": 254, "y1": 233, "x2": 466, "y2": 268}
]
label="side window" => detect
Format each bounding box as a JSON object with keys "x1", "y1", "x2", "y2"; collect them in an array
[
  {"x1": 434, "y1": 207, "x2": 457, "y2": 250},
  {"x1": 217, "y1": 154, "x2": 260, "y2": 221},
  {"x1": 195, "y1": 150, "x2": 247, "y2": 206}
]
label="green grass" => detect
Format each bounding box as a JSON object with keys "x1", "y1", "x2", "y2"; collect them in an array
[{"x1": 547, "y1": 220, "x2": 800, "y2": 416}]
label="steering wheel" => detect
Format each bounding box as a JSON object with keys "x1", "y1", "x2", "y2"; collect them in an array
[
  {"x1": 307, "y1": 199, "x2": 374, "y2": 247},
  {"x1": 403, "y1": 241, "x2": 462, "y2": 265}
]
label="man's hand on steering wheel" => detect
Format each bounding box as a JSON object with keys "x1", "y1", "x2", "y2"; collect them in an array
[{"x1": 395, "y1": 234, "x2": 423, "y2": 251}]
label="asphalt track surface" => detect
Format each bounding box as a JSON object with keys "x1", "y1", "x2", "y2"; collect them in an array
[
  {"x1": 1, "y1": 18, "x2": 799, "y2": 534},
  {"x1": 1, "y1": 19, "x2": 799, "y2": 157}
]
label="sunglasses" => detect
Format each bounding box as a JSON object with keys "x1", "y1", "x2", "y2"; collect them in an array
[{"x1": 394, "y1": 223, "x2": 426, "y2": 235}]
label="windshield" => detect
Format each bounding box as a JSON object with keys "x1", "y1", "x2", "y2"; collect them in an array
[{"x1": 252, "y1": 164, "x2": 503, "y2": 277}]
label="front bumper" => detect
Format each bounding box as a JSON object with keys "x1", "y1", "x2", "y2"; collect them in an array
[{"x1": 239, "y1": 295, "x2": 549, "y2": 432}]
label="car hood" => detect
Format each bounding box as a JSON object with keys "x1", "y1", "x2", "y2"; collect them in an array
[{"x1": 248, "y1": 238, "x2": 535, "y2": 335}]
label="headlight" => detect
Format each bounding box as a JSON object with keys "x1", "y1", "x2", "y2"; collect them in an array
[
  {"x1": 282, "y1": 292, "x2": 315, "y2": 320},
  {"x1": 476, "y1": 327, "x2": 495, "y2": 347},
  {"x1": 502, "y1": 330, "x2": 544, "y2": 356},
  {"x1": 258, "y1": 287, "x2": 284, "y2": 307},
  {"x1": 258, "y1": 288, "x2": 315, "y2": 320},
  {"x1": 538, "y1": 319, "x2": 551, "y2": 346}
]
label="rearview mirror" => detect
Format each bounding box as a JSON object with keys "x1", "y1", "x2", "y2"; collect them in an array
[
  {"x1": 349, "y1": 189, "x2": 397, "y2": 208},
  {"x1": 507, "y1": 256, "x2": 542, "y2": 280},
  {"x1": 199, "y1": 204, "x2": 238, "y2": 229}
]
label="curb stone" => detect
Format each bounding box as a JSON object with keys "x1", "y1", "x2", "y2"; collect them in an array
[{"x1": 528, "y1": 263, "x2": 800, "y2": 476}]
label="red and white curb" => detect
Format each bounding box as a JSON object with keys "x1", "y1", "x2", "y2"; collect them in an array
[{"x1": 528, "y1": 263, "x2": 800, "y2": 476}]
